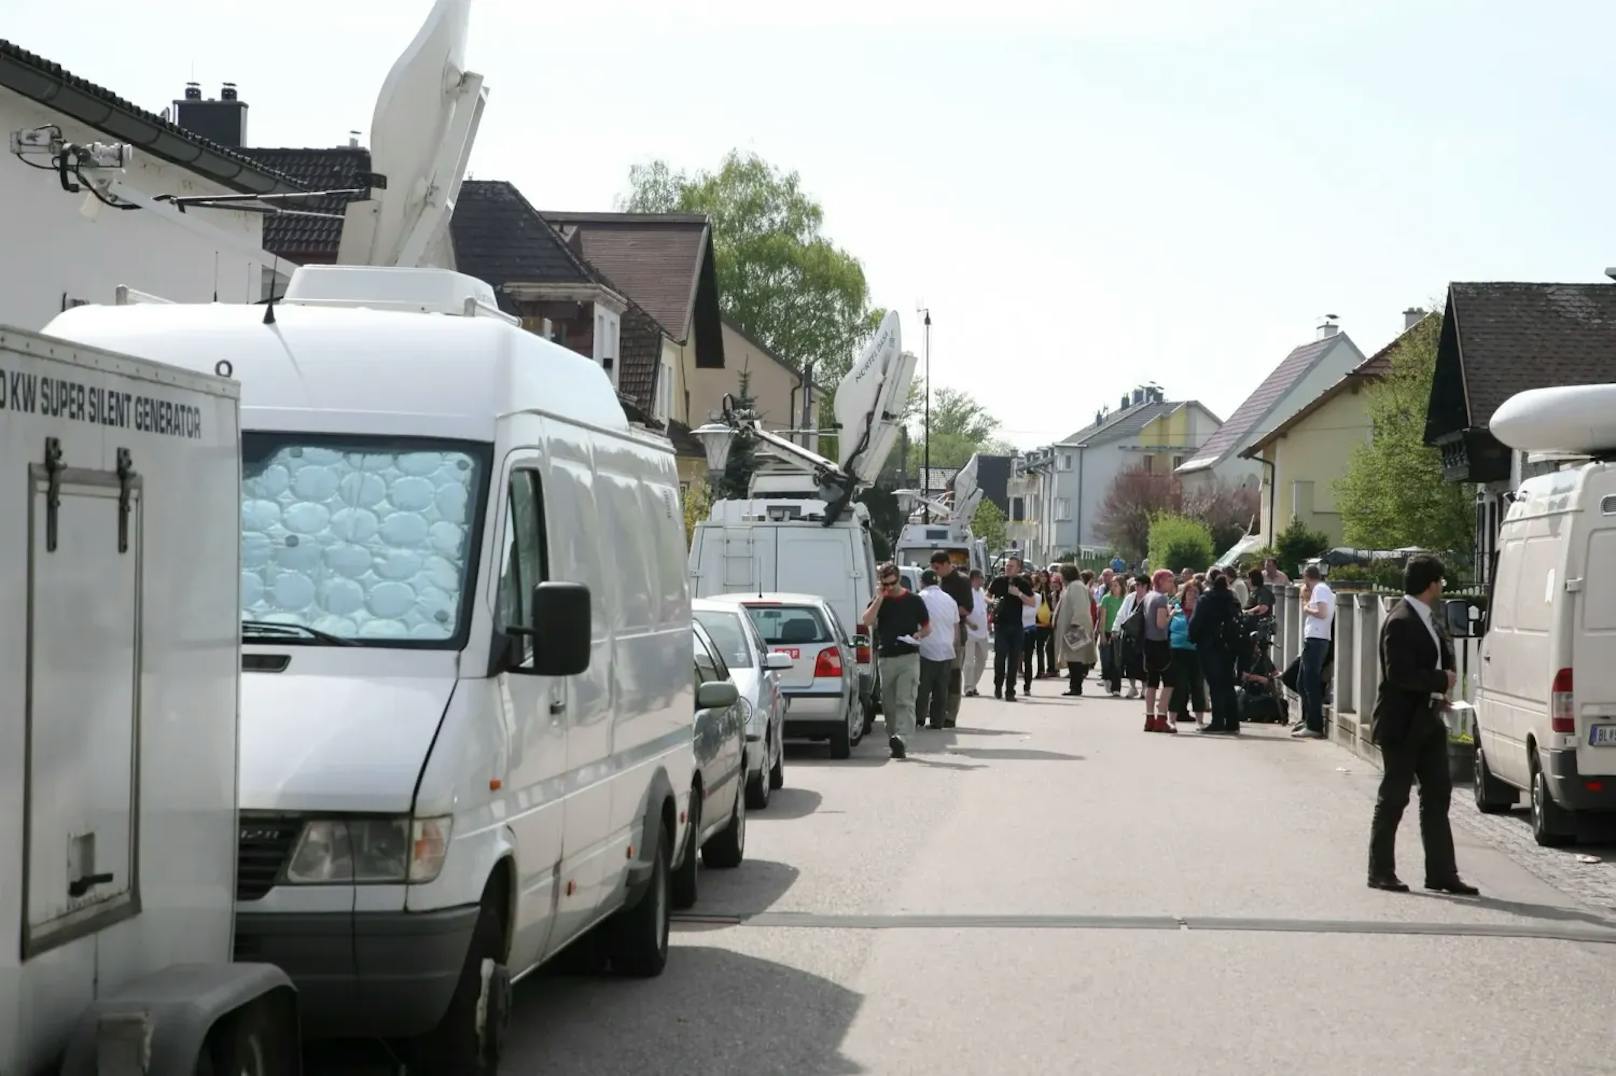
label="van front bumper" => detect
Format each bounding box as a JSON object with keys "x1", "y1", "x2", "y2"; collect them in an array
[
  {"x1": 1543, "y1": 747, "x2": 1616, "y2": 812},
  {"x1": 234, "y1": 904, "x2": 479, "y2": 1038}
]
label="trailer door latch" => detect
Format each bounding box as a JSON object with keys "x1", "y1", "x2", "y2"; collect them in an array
[
  {"x1": 116, "y1": 447, "x2": 135, "y2": 553},
  {"x1": 43, "y1": 436, "x2": 64, "y2": 553}
]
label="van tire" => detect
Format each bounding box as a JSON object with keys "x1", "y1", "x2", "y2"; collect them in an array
[
  {"x1": 196, "y1": 993, "x2": 296, "y2": 1076},
  {"x1": 1473, "y1": 737, "x2": 1516, "y2": 814},
  {"x1": 1530, "y1": 761, "x2": 1576, "y2": 847},
  {"x1": 829, "y1": 719, "x2": 852, "y2": 759},
  {"x1": 409, "y1": 892, "x2": 511, "y2": 1075},
  {"x1": 671, "y1": 794, "x2": 700, "y2": 910},
  {"x1": 608, "y1": 819, "x2": 671, "y2": 977},
  {"x1": 703, "y1": 786, "x2": 746, "y2": 869}
]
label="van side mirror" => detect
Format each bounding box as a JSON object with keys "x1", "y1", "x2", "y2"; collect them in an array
[
  {"x1": 506, "y1": 582, "x2": 591, "y2": 676},
  {"x1": 1443, "y1": 599, "x2": 1473, "y2": 638},
  {"x1": 696, "y1": 680, "x2": 738, "y2": 709}
]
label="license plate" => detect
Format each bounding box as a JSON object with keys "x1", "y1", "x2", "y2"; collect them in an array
[
  {"x1": 1590, "y1": 724, "x2": 1616, "y2": 747},
  {"x1": 773, "y1": 647, "x2": 800, "y2": 660}
]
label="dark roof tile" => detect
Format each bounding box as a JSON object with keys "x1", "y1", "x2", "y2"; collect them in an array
[
  {"x1": 1181, "y1": 336, "x2": 1352, "y2": 470},
  {"x1": 541, "y1": 211, "x2": 709, "y2": 342},
  {"x1": 236, "y1": 146, "x2": 370, "y2": 259},
  {"x1": 451, "y1": 180, "x2": 597, "y2": 289}
]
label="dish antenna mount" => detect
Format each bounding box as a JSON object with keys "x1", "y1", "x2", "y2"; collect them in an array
[{"x1": 338, "y1": 0, "x2": 487, "y2": 268}]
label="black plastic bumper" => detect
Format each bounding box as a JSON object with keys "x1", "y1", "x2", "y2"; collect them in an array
[
  {"x1": 234, "y1": 904, "x2": 478, "y2": 1038},
  {"x1": 1543, "y1": 748, "x2": 1616, "y2": 812}
]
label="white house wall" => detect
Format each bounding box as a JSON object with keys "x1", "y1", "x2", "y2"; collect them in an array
[{"x1": 1, "y1": 88, "x2": 269, "y2": 329}]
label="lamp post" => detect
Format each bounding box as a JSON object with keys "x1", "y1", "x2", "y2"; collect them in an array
[{"x1": 919, "y1": 307, "x2": 931, "y2": 523}]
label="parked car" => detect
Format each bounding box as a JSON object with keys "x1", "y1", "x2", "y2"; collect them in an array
[
  {"x1": 694, "y1": 599, "x2": 790, "y2": 808},
  {"x1": 710, "y1": 594, "x2": 863, "y2": 759},
  {"x1": 673, "y1": 622, "x2": 749, "y2": 909}
]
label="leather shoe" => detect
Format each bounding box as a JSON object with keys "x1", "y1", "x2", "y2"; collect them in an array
[
  {"x1": 1426, "y1": 878, "x2": 1480, "y2": 896},
  {"x1": 1367, "y1": 875, "x2": 1410, "y2": 892}
]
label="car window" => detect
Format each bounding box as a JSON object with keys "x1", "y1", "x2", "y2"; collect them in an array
[
  {"x1": 694, "y1": 610, "x2": 757, "y2": 669},
  {"x1": 693, "y1": 635, "x2": 721, "y2": 691},
  {"x1": 744, "y1": 604, "x2": 832, "y2": 646}
]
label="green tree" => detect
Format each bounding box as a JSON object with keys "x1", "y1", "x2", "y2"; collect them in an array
[
  {"x1": 1336, "y1": 315, "x2": 1474, "y2": 557},
  {"x1": 973, "y1": 498, "x2": 1008, "y2": 553},
  {"x1": 1274, "y1": 518, "x2": 1331, "y2": 577},
  {"x1": 682, "y1": 480, "x2": 712, "y2": 544},
  {"x1": 718, "y1": 369, "x2": 760, "y2": 499},
  {"x1": 1099, "y1": 466, "x2": 1183, "y2": 562},
  {"x1": 913, "y1": 388, "x2": 1009, "y2": 471},
  {"x1": 622, "y1": 152, "x2": 876, "y2": 383},
  {"x1": 1148, "y1": 514, "x2": 1214, "y2": 573}
]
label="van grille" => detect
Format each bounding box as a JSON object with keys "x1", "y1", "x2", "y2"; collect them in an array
[{"x1": 237, "y1": 814, "x2": 302, "y2": 901}]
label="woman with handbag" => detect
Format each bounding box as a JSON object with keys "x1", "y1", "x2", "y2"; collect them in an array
[
  {"x1": 1114, "y1": 574, "x2": 1150, "y2": 700},
  {"x1": 1098, "y1": 576, "x2": 1126, "y2": 696},
  {"x1": 1042, "y1": 567, "x2": 1064, "y2": 676},
  {"x1": 1167, "y1": 580, "x2": 1209, "y2": 725},
  {"x1": 1054, "y1": 565, "x2": 1099, "y2": 696},
  {"x1": 1027, "y1": 571, "x2": 1052, "y2": 683}
]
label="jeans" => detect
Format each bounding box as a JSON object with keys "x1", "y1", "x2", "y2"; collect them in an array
[
  {"x1": 1202, "y1": 648, "x2": 1239, "y2": 730},
  {"x1": 1067, "y1": 662, "x2": 1091, "y2": 694},
  {"x1": 994, "y1": 625, "x2": 1025, "y2": 699},
  {"x1": 916, "y1": 656, "x2": 952, "y2": 728},
  {"x1": 1039, "y1": 626, "x2": 1056, "y2": 675},
  {"x1": 963, "y1": 637, "x2": 991, "y2": 692},
  {"x1": 1368, "y1": 712, "x2": 1457, "y2": 881},
  {"x1": 1168, "y1": 647, "x2": 1206, "y2": 718},
  {"x1": 945, "y1": 624, "x2": 965, "y2": 724},
  {"x1": 1025, "y1": 626, "x2": 1047, "y2": 683},
  {"x1": 880, "y1": 652, "x2": 921, "y2": 741},
  {"x1": 1301, "y1": 637, "x2": 1330, "y2": 733},
  {"x1": 1099, "y1": 634, "x2": 1119, "y2": 693}
]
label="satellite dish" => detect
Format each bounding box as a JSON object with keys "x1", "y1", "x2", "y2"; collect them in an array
[
  {"x1": 1491, "y1": 384, "x2": 1616, "y2": 455},
  {"x1": 834, "y1": 311, "x2": 912, "y2": 486},
  {"x1": 952, "y1": 487, "x2": 984, "y2": 525},
  {"x1": 337, "y1": 0, "x2": 487, "y2": 268}
]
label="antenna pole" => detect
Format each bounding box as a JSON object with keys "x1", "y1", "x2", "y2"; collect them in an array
[{"x1": 921, "y1": 308, "x2": 932, "y2": 524}]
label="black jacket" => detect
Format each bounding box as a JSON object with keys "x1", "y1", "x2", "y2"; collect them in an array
[
  {"x1": 1370, "y1": 598, "x2": 1454, "y2": 746},
  {"x1": 1188, "y1": 587, "x2": 1240, "y2": 652}
]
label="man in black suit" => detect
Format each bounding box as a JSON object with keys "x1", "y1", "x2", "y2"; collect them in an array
[{"x1": 1367, "y1": 555, "x2": 1479, "y2": 895}]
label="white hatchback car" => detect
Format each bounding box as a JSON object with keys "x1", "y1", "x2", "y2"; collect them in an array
[
  {"x1": 709, "y1": 594, "x2": 863, "y2": 759},
  {"x1": 694, "y1": 599, "x2": 790, "y2": 808}
]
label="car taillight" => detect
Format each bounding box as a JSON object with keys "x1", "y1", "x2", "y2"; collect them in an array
[
  {"x1": 1551, "y1": 667, "x2": 1574, "y2": 733},
  {"x1": 814, "y1": 647, "x2": 844, "y2": 678},
  {"x1": 853, "y1": 635, "x2": 872, "y2": 664}
]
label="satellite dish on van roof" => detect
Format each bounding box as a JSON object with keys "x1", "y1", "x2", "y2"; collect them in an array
[
  {"x1": 337, "y1": 0, "x2": 487, "y2": 268},
  {"x1": 1491, "y1": 384, "x2": 1616, "y2": 455},
  {"x1": 833, "y1": 311, "x2": 911, "y2": 486}
]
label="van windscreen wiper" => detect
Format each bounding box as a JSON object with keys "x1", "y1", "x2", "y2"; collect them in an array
[{"x1": 241, "y1": 620, "x2": 358, "y2": 646}]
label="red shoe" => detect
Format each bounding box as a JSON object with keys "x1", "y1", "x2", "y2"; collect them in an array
[
  {"x1": 1143, "y1": 716, "x2": 1157, "y2": 732},
  {"x1": 1160, "y1": 717, "x2": 1177, "y2": 734}
]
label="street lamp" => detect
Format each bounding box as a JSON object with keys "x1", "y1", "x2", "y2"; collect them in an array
[
  {"x1": 917, "y1": 306, "x2": 931, "y2": 523},
  {"x1": 691, "y1": 421, "x2": 738, "y2": 474}
]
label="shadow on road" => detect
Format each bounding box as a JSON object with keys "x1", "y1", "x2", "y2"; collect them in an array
[
  {"x1": 944, "y1": 747, "x2": 1085, "y2": 762},
  {"x1": 1410, "y1": 891, "x2": 1616, "y2": 930},
  {"x1": 756, "y1": 787, "x2": 823, "y2": 821},
  {"x1": 682, "y1": 857, "x2": 802, "y2": 918},
  {"x1": 510, "y1": 946, "x2": 866, "y2": 1074}
]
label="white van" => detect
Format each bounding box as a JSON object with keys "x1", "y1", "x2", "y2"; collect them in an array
[
  {"x1": 689, "y1": 496, "x2": 881, "y2": 722},
  {"x1": 1472, "y1": 384, "x2": 1616, "y2": 846},
  {"x1": 44, "y1": 266, "x2": 695, "y2": 1069}
]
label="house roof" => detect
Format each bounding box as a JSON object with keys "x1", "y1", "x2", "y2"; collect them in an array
[
  {"x1": 541, "y1": 210, "x2": 724, "y2": 363},
  {"x1": 1425, "y1": 282, "x2": 1616, "y2": 445},
  {"x1": 1245, "y1": 314, "x2": 1434, "y2": 454},
  {"x1": 1061, "y1": 400, "x2": 1181, "y2": 445},
  {"x1": 1179, "y1": 335, "x2": 1358, "y2": 473},
  {"x1": 0, "y1": 39, "x2": 299, "y2": 195},
  {"x1": 236, "y1": 146, "x2": 370, "y2": 260}
]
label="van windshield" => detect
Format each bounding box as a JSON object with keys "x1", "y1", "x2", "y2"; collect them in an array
[{"x1": 240, "y1": 432, "x2": 490, "y2": 646}]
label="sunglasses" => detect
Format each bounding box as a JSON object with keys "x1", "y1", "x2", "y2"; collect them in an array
[{"x1": 880, "y1": 577, "x2": 900, "y2": 586}]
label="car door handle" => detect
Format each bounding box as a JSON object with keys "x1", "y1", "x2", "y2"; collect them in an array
[{"x1": 549, "y1": 700, "x2": 566, "y2": 716}]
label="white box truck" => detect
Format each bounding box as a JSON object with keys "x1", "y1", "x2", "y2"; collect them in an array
[{"x1": 0, "y1": 327, "x2": 298, "y2": 1073}]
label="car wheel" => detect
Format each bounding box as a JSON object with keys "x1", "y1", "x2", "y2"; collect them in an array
[
  {"x1": 671, "y1": 791, "x2": 700, "y2": 910},
  {"x1": 1530, "y1": 759, "x2": 1576, "y2": 847},
  {"x1": 409, "y1": 887, "x2": 511, "y2": 1075},
  {"x1": 608, "y1": 819, "x2": 671, "y2": 977},
  {"x1": 1473, "y1": 736, "x2": 1516, "y2": 814},
  {"x1": 848, "y1": 694, "x2": 865, "y2": 748},
  {"x1": 829, "y1": 716, "x2": 852, "y2": 759},
  {"x1": 769, "y1": 736, "x2": 785, "y2": 790},
  {"x1": 703, "y1": 785, "x2": 746, "y2": 868},
  {"x1": 746, "y1": 741, "x2": 772, "y2": 809}
]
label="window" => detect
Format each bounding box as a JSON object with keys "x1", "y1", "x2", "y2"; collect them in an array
[
  {"x1": 1054, "y1": 498, "x2": 1071, "y2": 522},
  {"x1": 695, "y1": 610, "x2": 757, "y2": 669},
  {"x1": 1172, "y1": 455, "x2": 1184, "y2": 469},
  {"x1": 496, "y1": 470, "x2": 549, "y2": 665},
  {"x1": 240, "y1": 434, "x2": 488, "y2": 646},
  {"x1": 1060, "y1": 453, "x2": 1073, "y2": 471},
  {"x1": 742, "y1": 604, "x2": 832, "y2": 646},
  {"x1": 657, "y1": 359, "x2": 675, "y2": 421},
  {"x1": 1143, "y1": 456, "x2": 1154, "y2": 474},
  {"x1": 1010, "y1": 496, "x2": 1025, "y2": 522}
]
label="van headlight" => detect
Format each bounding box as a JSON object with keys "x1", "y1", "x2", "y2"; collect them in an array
[{"x1": 284, "y1": 817, "x2": 452, "y2": 884}]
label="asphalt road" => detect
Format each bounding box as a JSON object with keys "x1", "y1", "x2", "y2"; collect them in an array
[{"x1": 311, "y1": 680, "x2": 1616, "y2": 1074}]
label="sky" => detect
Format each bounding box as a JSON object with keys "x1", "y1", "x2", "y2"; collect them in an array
[{"x1": 10, "y1": 0, "x2": 1616, "y2": 447}]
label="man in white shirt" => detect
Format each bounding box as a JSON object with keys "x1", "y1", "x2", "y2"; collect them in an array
[
  {"x1": 916, "y1": 570, "x2": 960, "y2": 730},
  {"x1": 1095, "y1": 567, "x2": 1114, "y2": 603},
  {"x1": 1293, "y1": 564, "x2": 1335, "y2": 738},
  {"x1": 962, "y1": 570, "x2": 991, "y2": 697}
]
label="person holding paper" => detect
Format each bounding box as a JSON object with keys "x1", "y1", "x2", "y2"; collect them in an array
[{"x1": 861, "y1": 563, "x2": 930, "y2": 759}]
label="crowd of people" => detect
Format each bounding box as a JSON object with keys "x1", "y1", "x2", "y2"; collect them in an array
[{"x1": 862, "y1": 549, "x2": 1341, "y2": 758}]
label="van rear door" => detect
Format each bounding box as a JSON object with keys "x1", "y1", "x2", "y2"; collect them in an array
[
  {"x1": 1574, "y1": 495, "x2": 1616, "y2": 776},
  {"x1": 775, "y1": 528, "x2": 859, "y2": 639}
]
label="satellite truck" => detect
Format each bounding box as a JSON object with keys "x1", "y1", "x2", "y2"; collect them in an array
[
  {"x1": 0, "y1": 327, "x2": 299, "y2": 1071},
  {"x1": 687, "y1": 313, "x2": 916, "y2": 722},
  {"x1": 891, "y1": 469, "x2": 989, "y2": 577}
]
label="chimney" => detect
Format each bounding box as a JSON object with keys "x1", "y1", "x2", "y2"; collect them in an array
[
  {"x1": 1132, "y1": 388, "x2": 1145, "y2": 406},
  {"x1": 348, "y1": 130, "x2": 362, "y2": 148},
  {"x1": 1316, "y1": 316, "x2": 1339, "y2": 340},
  {"x1": 173, "y1": 81, "x2": 248, "y2": 147},
  {"x1": 1402, "y1": 307, "x2": 1426, "y2": 331},
  {"x1": 1120, "y1": 394, "x2": 1129, "y2": 410}
]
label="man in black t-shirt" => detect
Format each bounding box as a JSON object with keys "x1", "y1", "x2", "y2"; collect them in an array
[
  {"x1": 861, "y1": 562, "x2": 930, "y2": 758},
  {"x1": 932, "y1": 551, "x2": 974, "y2": 727},
  {"x1": 986, "y1": 556, "x2": 1036, "y2": 701}
]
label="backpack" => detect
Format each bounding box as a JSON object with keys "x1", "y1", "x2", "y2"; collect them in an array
[
  {"x1": 1118, "y1": 599, "x2": 1145, "y2": 641},
  {"x1": 1216, "y1": 609, "x2": 1246, "y2": 654}
]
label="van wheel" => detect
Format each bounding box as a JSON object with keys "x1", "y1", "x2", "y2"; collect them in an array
[
  {"x1": 196, "y1": 993, "x2": 296, "y2": 1076},
  {"x1": 608, "y1": 819, "x2": 671, "y2": 977},
  {"x1": 1530, "y1": 760, "x2": 1576, "y2": 847},
  {"x1": 1473, "y1": 737, "x2": 1516, "y2": 814},
  {"x1": 410, "y1": 892, "x2": 510, "y2": 1075},
  {"x1": 769, "y1": 742, "x2": 785, "y2": 790},
  {"x1": 671, "y1": 794, "x2": 700, "y2": 910},
  {"x1": 703, "y1": 787, "x2": 746, "y2": 868}
]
